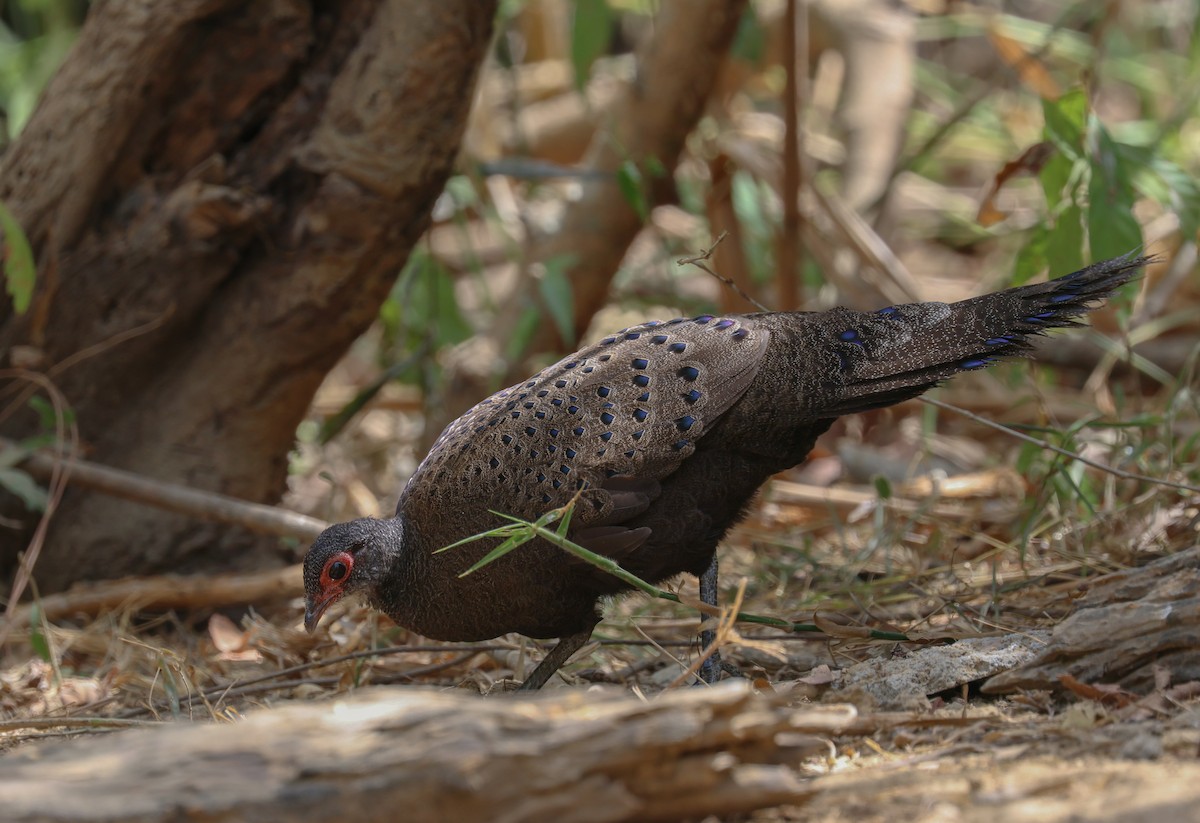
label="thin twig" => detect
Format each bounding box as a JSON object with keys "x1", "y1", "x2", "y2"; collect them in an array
[
  {"x1": 678, "y1": 232, "x2": 772, "y2": 313},
  {"x1": 922, "y1": 396, "x2": 1200, "y2": 494}
]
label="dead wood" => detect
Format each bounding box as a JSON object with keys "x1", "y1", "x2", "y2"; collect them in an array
[
  {"x1": 0, "y1": 0, "x2": 497, "y2": 589},
  {"x1": 3, "y1": 438, "x2": 325, "y2": 542},
  {"x1": 5, "y1": 562, "x2": 303, "y2": 626},
  {"x1": 0, "y1": 682, "x2": 857, "y2": 823},
  {"x1": 984, "y1": 546, "x2": 1200, "y2": 693}
]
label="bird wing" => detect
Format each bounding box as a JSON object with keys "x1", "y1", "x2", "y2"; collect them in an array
[{"x1": 398, "y1": 314, "x2": 770, "y2": 554}]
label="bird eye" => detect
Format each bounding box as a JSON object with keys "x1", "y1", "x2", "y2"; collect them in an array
[{"x1": 321, "y1": 553, "x2": 353, "y2": 587}]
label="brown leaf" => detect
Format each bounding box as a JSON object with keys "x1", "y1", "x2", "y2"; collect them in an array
[
  {"x1": 1059, "y1": 673, "x2": 1137, "y2": 707},
  {"x1": 208, "y1": 613, "x2": 248, "y2": 654},
  {"x1": 987, "y1": 24, "x2": 1061, "y2": 100},
  {"x1": 977, "y1": 141, "x2": 1055, "y2": 226}
]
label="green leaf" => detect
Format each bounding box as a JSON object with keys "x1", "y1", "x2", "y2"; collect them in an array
[
  {"x1": 29, "y1": 605, "x2": 52, "y2": 663},
  {"x1": 1013, "y1": 224, "x2": 1049, "y2": 285},
  {"x1": 0, "y1": 201, "x2": 35, "y2": 315},
  {"x1": 458, "y1": 531, "x2": 535, "y2": 577},
  {"x1": 0, "y1": 467, "x2": 48, "y2": 511},
  {"x1": 730, "y1": 5, "x2": 765, "y2": 63},
  {"x1": 616, "y1": 160, "x2": 649, "y2": 221},
  {"x1": 872, "y1": 475, "x2": 892, "y2": 501},
  {"x1": 1042, "y1": 89, "x2": 1087, "y2": 161},
  {"x1": 505, "y1": 304, "x2": 543, "y2": 363},
  {"x1": 538, "y1": 256, "x2": 576, "y2": 343},
  {"x1": 1046, "y1": 202, "x2": 1085, "y2": 276},
  {"x1": 1087, "y1": 121, "x2": 1142, "y2": 261},
  {"x1": 570, "y1": 0, "x2": 612, "y2": 91}
]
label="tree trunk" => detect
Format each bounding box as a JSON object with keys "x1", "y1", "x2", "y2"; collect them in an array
[{"x1": 0, "y1": 0, "x2": 497, "y2": 589}]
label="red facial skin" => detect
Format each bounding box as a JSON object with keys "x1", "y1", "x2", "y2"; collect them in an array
[{"x1": 304, "y1": 551, "x2": 354, "y2": 632}]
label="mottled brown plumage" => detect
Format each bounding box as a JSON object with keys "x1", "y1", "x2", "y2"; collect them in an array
[{"x1": 304, "y1": 255, "x2": 1144, "y2": 688}]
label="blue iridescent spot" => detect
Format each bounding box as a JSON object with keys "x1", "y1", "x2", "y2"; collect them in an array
[
  {"x1": 552, "y1": 479, "x2": 562, "y2": 489},
  {"x1": 677, "y1": 415, "x2": 695, "y2": 431},
  {"x1": 560, "y1": 465, "x2": 571, "y2": 474},
  {"x1": 669, "y1": 342, "x2": 687, "y2": 354},
  {"x1": 582, "y1": 366, "x2": 594, "y2": 374},
  {"x1": 836, "y1": 351, "x2": 852, "y2": 372},
  {"x1": 534, "y1": 411, "x2": 546, "y2": 419},
  {"x1": 549, "y1": 428, "x2": 559, "y2": 437},
  {"x1": 714, "y1": 319, "x2": 735, "y2": 330},
  {"x1": 685, "y1": 389, "x2": 701, "y2": 404},
  {"x1": 536, "y1": 473, "x2": 545, "y2": 482},
  {"x1": 489, "y1": 457, "x2": 499, "y2": 468},
  {"x1": 598, "y1": 354, "x2": 611, "y2": 362},
  {"x1": 597, "y1": 448, "x2": 607, "y2": 456},
  {"x1": 506, "y1": 400, "x2": 517, "y2": 410},
  {"x1": 475, "y1": 425, "x2": 486, "y2": 434},
  {"x1": 961, "y1": 358, "x2": 991, "y2": 370},
  {"x1": 600, "y1": 412, "x2": 615, "y2": 424},
  {"x1": 695, "y1": 315, "x2": 713, "y2": 324},
  {"x1": 601, "y1": 402, "x2": 614, "y2": 409},
  {"x1": 876, "y1": 306, "x2": 898, "y2": 317},
  {"x1": 632, "y1": 358, "x2": 649, "y2": 370},
  {"x1": 644, "y1": 320, "x2": 661, "y2": 327},
  {"x1": 1049, "y1": 293, "x2": 1077, "y2": 303},
  {"x1": 547, "y1": 444, "x2": 557, "y2": 454},
  {"x1": 633, "y1": 375, "x2": 650, "y2": 387},
  {"x1": 529, "y1": 449, "x2": 538, "y2": 458},
  {"x1": 525, "y1": 427, "x2": 536, "y2": 436},
  {"x1": 1024, "y1": 312, "x2": 1056, "y2": 323},
  {"x1": 625, "y1": 332, "x2": 641, "y2": 340},
  {"x1": 573, "y1": 426, "x2": 584, "y2": 436},
  {"x1": 671, "y1": 440, "x2": 689, "y2": 451},
  {"x1": 501, "y1": 434, "x2": 513, "y2": 444},
  {"x1": 598, "y1": 386, "x2": 611, "y2": 398},
  {"x1": 633, "y1": 409, "x2": 649, "y2": 422},
  {"x1": 564, "y1": 361, "x2": 577, "y2": 369},
  {"x1": 542, "y1": 494, "x2": 552, "y2": 503},
  {"x1": 536, "y1": 390, "x2": 549, "y2": 397},
  {"x1": 632, "y1": 430, "x2": 644, "y2": 440},
  {"x1": 605, "y1": 469, "x2": 619, "y2": 478},
  {"x1": 568, "y1": 405, "x2": 579, "y2": 414},
  {"x1": 637, "y1": 392, "x2": 650, "y2": 402},
  {"x1": 666, "y1": 318, "x2": 687, "y2": 326},
  {"x1": 565, "y1": 448, "x2": 577, "y2": 459},
  {"x1": 731, "y1": 329, "x2": 749, "y2": 341},
  {"x1": 651, "y1": 335, "x2": 668, "y2": 344},
  {"x1": 679, "y1": 366, "x2": 700, "y2": 381},
  {"x1": 840, "y1": 329, "x2": 861, "y2": 342},
  {"x1": 600, "y1": 431, "x2": 613, "y2": 441},
  {"x1": 601, "y1": 337, "x2": 616, "y2": 345},
  {"x1": 551, "y1": 398, "x2": 563, "y2": 407},
  {"x1": 623, "y1": 450, "x2": 636, "y2": 458},
  {"x1": 555, "y1": 379, "x2": 568, "y2": 388},
  {"x1": 524, "y1": 402, "x2": 534, "y2": 409}
]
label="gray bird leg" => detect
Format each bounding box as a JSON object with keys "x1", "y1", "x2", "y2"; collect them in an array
[
  {"x1": 698, "y1": 555, "x2": 723, "y2": 684},
  {"x1": 517, "y1": 625, "x2": 596, "y2": 691}
]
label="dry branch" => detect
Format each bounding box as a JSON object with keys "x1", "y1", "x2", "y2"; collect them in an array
[
  {"x1": 4, "y1": 563, "x2": 303, "y2": 626},
  {"x1": 0, "y1": 682, "x2": 856, "y2": 823},
  {"x1": 3, "y1": 438, "x2": 326, "y2": 542}
]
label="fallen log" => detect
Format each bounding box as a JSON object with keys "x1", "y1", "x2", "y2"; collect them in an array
[{"x1": 0, "y1": 682, "x2": 855, "y2": 823}]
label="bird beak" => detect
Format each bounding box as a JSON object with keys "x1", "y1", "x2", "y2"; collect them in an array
[{"x1": 304, "y1": 592, "x2": 337, "y2": 633}]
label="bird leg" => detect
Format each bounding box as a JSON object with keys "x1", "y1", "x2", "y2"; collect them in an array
[
  {"x1": 517, "y1": 624, "x2": 597, "y2": 691},
  {"x1": 697, "y1": 555, "x2": 723, "y2": 684}
]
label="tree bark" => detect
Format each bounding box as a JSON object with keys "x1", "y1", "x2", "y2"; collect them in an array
[
  {"x1": 0, "y1": 682, "x2": 853, "y2": 823},
  {"x1": 0, "y1": 0, "x2": 497, "y2": 588}
]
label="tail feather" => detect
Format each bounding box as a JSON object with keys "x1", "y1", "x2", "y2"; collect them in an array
[{"x1": 821, "y1": 254, "x2": 1147, "y2": 416}]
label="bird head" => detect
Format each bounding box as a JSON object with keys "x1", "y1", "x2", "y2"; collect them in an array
[{"x1": 302, "y1": 518, "x2": 403, "y2": 633}]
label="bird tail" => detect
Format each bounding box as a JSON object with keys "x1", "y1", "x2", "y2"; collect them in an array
[{"x1": 816, "y1": 254, "x2": 1147, "y2": 416}]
